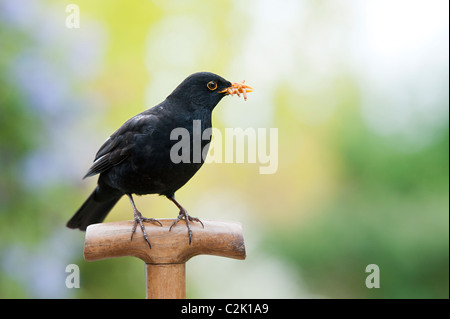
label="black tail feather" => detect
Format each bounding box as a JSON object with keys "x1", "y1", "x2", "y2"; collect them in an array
[{"x1": 67, "y1": 188, "x2": 121, "y2": 231}]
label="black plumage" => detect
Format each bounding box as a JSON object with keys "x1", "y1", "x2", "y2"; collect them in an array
[{"x1": 67, "y1": 72, "x2": 252, "y2": 247}]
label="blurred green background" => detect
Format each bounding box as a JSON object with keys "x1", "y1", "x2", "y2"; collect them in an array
[{"x1": 0, "y1": 0, "x2": 448, "y2": 298}]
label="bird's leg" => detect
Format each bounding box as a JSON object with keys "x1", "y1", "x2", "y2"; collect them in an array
[
  {"x1": 167, "y1": 195, "x2": 204, "y2": 244},
  {"x1": 127, "y1": 194, "x2": 162, "y2": 249}
]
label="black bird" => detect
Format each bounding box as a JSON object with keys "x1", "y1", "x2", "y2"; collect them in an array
[{"x1": 67, "y1": 72, "x2": 252, "y2": 247}]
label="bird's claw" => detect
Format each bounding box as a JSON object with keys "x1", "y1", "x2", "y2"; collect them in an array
[
  {"x1": 130, "y1": 210, "x2": 162, "y2": 249},
  {"x1": 169, "y1": 210, "x2": 204, "y2": 245}
]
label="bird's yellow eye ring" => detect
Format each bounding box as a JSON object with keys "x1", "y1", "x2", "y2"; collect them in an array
[{"x1": 207, "y1": 81, "x2": 218, "y2": 91}]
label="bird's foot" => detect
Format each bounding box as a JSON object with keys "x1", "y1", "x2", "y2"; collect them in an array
[
  {"x1": 130, "y1": 209, "x2": 162, "y2": 249},
  {"x1": 169, "y1": 209, "x2": 204, "y2": 245}
]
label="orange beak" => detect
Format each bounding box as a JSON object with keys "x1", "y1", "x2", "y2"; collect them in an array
[{"x1": 219, "y1": 81, "x2": 253, "y2": 101}]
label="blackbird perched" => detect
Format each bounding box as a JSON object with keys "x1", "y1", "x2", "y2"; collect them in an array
[{"x1": 67, "y1": 72, "x2": 252, "y2": 248}]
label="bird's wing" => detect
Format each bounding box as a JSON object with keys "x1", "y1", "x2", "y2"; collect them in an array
[
  {"x1": 83, "y1": 134, "x2": 131, "y2": 178},
  {"x1": 83, "y1": 111, "x2": 156, "y2": 178}
]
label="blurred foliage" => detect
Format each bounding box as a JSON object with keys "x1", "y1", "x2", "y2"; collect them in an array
[
  {"x1": 267, "y1": 99, "x2": 449, "y2": 298},
  {"x1": 0, "y1": 0, "x2": 448, "y2": 298}
]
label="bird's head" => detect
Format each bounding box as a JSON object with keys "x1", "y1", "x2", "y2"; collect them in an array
[{"x1": 167, "y1": 72, "x2": 253, "y2": 111}]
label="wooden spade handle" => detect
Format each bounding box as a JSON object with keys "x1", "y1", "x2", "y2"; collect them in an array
[
  {"x1": 146, "y1": 263, "x2": 186, "y2": 299},
  {"x1": 84, "y1": 219, "x2": 246, "y2": 298}
]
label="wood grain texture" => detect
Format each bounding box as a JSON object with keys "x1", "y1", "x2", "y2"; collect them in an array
[
  {"x1": 84, "y1": 219, "x2": 246, "y2": 264},
  {"x1": 146, "y1": 263, "x2": 185, "y2": 299}
]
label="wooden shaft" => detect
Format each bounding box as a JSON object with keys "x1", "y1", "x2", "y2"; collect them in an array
[{"x1": 146, "y1": 263, "x2": 185, "y2": 299}]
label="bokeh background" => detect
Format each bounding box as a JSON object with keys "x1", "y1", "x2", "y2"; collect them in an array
[{"x1": 0, "y1": 0, "x2": 448, "y2": 298}]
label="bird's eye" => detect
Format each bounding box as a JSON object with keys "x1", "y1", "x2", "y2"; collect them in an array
[{"x1": 207, "y1": 81, "x2": 218, "y2": 91}]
